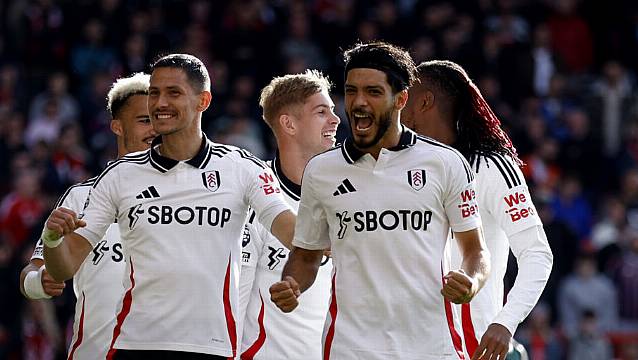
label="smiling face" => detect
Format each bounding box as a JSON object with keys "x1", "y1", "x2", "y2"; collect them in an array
[
  {"x1": 292, "y1": 89, "x2": 341, "y2": 155},
  {"x1": 111, "y1": 94, "x2": 156, "y2": 154},
  {"x1": 148, "y1": 67, "x2": 208, "y2": 136},
  {"x1": 344, "y1": 68, "x2": 404, "y2": 151}
]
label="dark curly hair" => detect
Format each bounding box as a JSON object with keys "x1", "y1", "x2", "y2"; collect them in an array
[
  {"x1": 343, "y1": 41, "x2": 417, "y2": 94},
  {"x1": 416, "y1": 60, "x2": 522, "y2": 166}
]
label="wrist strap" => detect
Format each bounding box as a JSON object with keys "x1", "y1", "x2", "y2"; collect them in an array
[
  {"x1": 24, "y1": 265, "x2": 52, "y2": 300},
  {"x1": 41, "y1": 228, "x2": 63, "y2": 248}
]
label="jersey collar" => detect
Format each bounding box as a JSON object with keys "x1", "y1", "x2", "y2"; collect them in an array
[
  {"x1": 272, "y1": 151, "x2": 301, "y2": 201},
  {"x1": 149, "y1": 133, "x2": 212, "y2": 172},
  {"x1": 341, "y1": 125, "x2": 417, "y2": 164}
]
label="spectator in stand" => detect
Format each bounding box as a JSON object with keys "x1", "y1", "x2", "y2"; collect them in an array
[
  {"x1": 28, "y1": 72, "x2": 79, "y2": 126},
  {"x1": 558, "y1": 253, "x2": 618, "y2": 338},
  {"x1": 518, "y1": 303, "x2": 564, "y2": 360},
  {"x1": 568, "y1": 310, "x2": 613, "y2": 360},
  {"x1": 0, "y1": 170, "x2": 46, "y2": 249}
]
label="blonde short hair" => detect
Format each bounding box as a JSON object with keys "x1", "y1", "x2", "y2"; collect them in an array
[
  {"x1": 259, "y1": 69, "x2": 332, "y2": 129},
  {"x1": 107, "y1": 72, "x2": 150, "y2": 118}
]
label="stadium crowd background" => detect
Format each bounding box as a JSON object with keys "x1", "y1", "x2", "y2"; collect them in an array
[{"x1": 0, "y1": 0, "x2": 637, "y2": 358}]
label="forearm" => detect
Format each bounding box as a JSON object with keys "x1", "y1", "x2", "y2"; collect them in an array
[
  {"x1": 270, "y1": 210, "x2": 296, "y2": 249},
  {"x1": 282, "y1": 247, "x2": 323, "y2": 293},
  {"x1": 494, "y1": 226, "x2": 553, "y2": 334},
  {"x1": 43, "y1": 233, "x2": 91, "y2": 282},
  {"x1": 461, "y1": 247, "x2": 491, "y2": 290},
  {"x1": 19, "y1": 260, "x2": 44, "y2": 297}
]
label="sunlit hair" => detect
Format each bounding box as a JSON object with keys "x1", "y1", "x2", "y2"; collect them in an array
[
  {"x1": 107, "y1": 72, "x2": 150, "y2": 119},
  {"x1": 343, "y1": 41, "x2": 417, "y2": 93},
  {"x1": 259, "y1": 69, "x2": 332, "y2": 129},
  {"x1": 151, "y1": 53, "x2": 210, "y2": 92},
  {"x1": 416, "y1": 60, "x2": 522, "y2": 165}
]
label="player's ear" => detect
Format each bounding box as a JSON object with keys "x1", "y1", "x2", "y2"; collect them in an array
[
  {"x1": 110, "y1": 119, "x2": 123, "y2": 137},
  {"x1": 423, "y1": 90, "x2": 435, "y2": 111},
  {"x1": 197, "y1": 91, "x2": 212, "y2": 112},
  {"x1": 395, "y1": 89, "x2": 409, "y2": 110},
  {"x1": 279, "y1": 113, "x2": 296, "y2": 136}
]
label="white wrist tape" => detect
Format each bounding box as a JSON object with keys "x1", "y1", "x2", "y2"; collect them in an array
[
  {"x1": 24, "y1": 265, "x2": 52, "y2": 299},
  {"x1": 41, "y1": 228, "x2": 63, "y2": 248}
]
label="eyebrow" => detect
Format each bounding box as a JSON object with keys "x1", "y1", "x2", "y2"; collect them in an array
[
  {"x1": 312, "y1": 104, "x2": 332, "y2": 111},
  {"x1": 345, "y1": 84, "x2": 385, "y2": 91}
]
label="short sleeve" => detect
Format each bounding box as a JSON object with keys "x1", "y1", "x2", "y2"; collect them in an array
[
  {"x1": 74, "y1": 171, "x2": 119, "y2": 247},
  {"x1": 292, "y1": 159, "x2": 331, "y2": 250},
  {"x1": 443, "y1": 153, "x2": 482, "y2": 232},
  {"x1": 239, "y1": 153, "x2": 292, "y2": 232}
]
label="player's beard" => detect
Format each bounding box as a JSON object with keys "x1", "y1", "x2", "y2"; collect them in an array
[{"x1": 349, "y1": 107, "x2": 393, "y2": 150}]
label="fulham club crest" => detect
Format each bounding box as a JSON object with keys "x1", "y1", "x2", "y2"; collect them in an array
[
  {"x1": 202, "y1": 171, "x2": 221, "y2": 192},
  {"x1": 407, "y1": 169, "x2": 426, "y2": 191}
]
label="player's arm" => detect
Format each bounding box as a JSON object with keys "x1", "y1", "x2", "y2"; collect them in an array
[
  {"x1": 270, "y1": 210, "x2": 295, "y2": 249},
  {"x1": 473, "y1": 225, "x2": 552, "y2": 360},
  {"x1": 19, "y1": 257, "x2": 65, "y2": 299},
  {"x1": 42, "y1": 207, "x2": 92, "y2": 282},
  {"x1": 442, "y1": 227, "x2": 490, "y2": 304},
  {"x1": 270, "y1": 247, "x2": 323, "y2": 313},
  {"x1": 269, "y1": 158, "x2": 329, "y2": 313}
]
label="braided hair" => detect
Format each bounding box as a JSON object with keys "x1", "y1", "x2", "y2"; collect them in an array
[{"x1": 416, "y1": 60, "x2": 522, "y2": 166}]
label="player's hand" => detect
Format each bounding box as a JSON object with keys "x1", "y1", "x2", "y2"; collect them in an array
[
  {"x1": 45, "y1": 207, "x2": 87, "y2": 239},
  {"x1": 269, "y1": 276, "x2": 301, "y2": 313},
  {"x1": 41, "y1": 268, "x2": 65, "y2": 297},
  {"x1": 441, "y1": 269, "x2": 478, "y2": 304},
  {"x1": 471, "y1": 323, "x2": 511, "y2": 360}
]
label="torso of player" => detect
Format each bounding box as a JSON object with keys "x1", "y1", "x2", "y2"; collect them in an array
[
  {"x1": 301, "y1": 131, "x2": 480, "y2": 359},
  {"x1": 240, "y1": 159, "x2": 332, "y2": 360},
  {"x1": 447, "y1": 152, "x2": 541, "y2": 338},
  {"x1": 77, "y1": 138, "x2": 289, "y2": 356}
]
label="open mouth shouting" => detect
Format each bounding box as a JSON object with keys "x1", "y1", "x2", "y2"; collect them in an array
[{"x1": 352, "y1": 110, "x2": 374, "y2": 134}]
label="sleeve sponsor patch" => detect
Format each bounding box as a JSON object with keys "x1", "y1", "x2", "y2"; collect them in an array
[
  {"x1": 258, "y1": 172, "x2": 282, "y2": 196},
  {"x1": 503, "y1": 191, "x2": 536, "y2": 223}
]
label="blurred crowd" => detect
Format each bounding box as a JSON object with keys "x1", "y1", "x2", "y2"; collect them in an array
[{"x1": 1, "y1": 0, "x2": 638, "y2": 359}]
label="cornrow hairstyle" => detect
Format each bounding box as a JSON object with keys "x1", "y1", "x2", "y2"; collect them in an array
[
  {"x1": 107, "y1": 72, "x2": 150, "y2": 119},
  {"x1": 343, "y1": 41, "x2": 417, "y2": 94},
  {"x1": 416, "y1": 60, "x2": 522, "y2": 166}
]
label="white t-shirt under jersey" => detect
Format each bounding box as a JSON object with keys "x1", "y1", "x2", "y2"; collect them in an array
[
  {"x1": 238, "y1": 156, "x2": 332, "y2": 360},
  {"x1": 74, "y1": 134, "x2": 291, "y2": 357},
  {"x1": 293, "y1": 127, "x2": 482, "y2": 360},
  {"x1": 32, "y1": 178, "x2": 125, "y2": 360},
  {"x1": 446, "y1": 152, "x2": 552, "y2": 358}
]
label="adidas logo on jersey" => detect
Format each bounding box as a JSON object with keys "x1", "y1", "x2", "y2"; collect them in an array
[
  {"x1": 136, "y1": 186, "x2": 160, "y2": 199},
  {"x1": 333, "y1": 179, "x2": 357, "y2": 196}
]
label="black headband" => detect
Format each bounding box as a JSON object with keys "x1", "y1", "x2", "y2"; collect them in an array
[{"x1": 345, "y1": 57, "x2": 409, "y2": 90}]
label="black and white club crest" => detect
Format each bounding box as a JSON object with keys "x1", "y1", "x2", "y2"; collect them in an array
[
  {"x1": 202, "y1": 170, "x2": 221, "y2": 192},
  {"x1": 407, "y1": 169, "x2": 426, "y2": 191}
]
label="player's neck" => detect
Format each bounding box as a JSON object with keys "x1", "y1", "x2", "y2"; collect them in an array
[
  {"x1": 358, "y1": 121, "x2": 402, "y2": 160},
  {"x1": 159, "y1": 126, "x2": 203, "y2": 161},
  {"x1": 277, "y1": 143, "x2": 307, "y2": 185}
]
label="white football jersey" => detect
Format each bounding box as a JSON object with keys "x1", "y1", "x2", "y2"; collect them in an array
[
  {"x1": 32, "y1": 178, "x2": 125, "y2": 360},
  {"x1": 446, "y1": 152, "x2": 551, "y2": 357},
  {"x1": 293, "y1": 128, "x2": 482, "y2": 360},
  {"x1": 238, "y1": 156, "x2": 332, "y2": 360},
  {"x1": 74, "y1": 135, "x2": 291, "y2": 357}
]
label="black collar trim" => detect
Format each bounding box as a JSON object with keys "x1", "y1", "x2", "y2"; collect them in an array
[
  {"x1": 271, "y1": 151, "x2": 301, "y2": 201},
  {"x1": 149, "y1": 133, "x2": 212, "y2": 172},
  {"x1": 341, "y1": 125, "x2": 417, "y2": 164}
]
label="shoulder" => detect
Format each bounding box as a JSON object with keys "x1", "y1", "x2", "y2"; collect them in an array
[
  {"x1": 208, "y1": 142, "x2": 269, "y2": 170},
  {"x1": 415, "y1": 135, "x2": 474, "y2": 182},
  {"x1": 54, "y1": 176, "x2": 97, "y2": 208},
  {"x1": 94, "y1": 150, "x2": 151, "y2": 187},
  {"x1": 307, "y1": 144, "x2": 344, "y2": 169},
  {"x1": 470, "y1": 152, "x2": 524, "y2": 190}
]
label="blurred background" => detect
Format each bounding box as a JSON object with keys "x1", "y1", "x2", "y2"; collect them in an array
[{"x1": 1, "y1": 0, "x2": 638, "y2": 359}]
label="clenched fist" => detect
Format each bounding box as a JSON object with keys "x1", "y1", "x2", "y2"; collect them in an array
[
  {"x1": 441, "y1": 269, "x2": 479, "y2": 304},
  {"x1": 269, "y1": 276, "x2": 301, "y2": 313}
]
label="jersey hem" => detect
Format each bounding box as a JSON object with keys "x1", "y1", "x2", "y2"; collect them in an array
[{"x1": 114, "y1": 341, "x2": 232, "y2": 356}]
